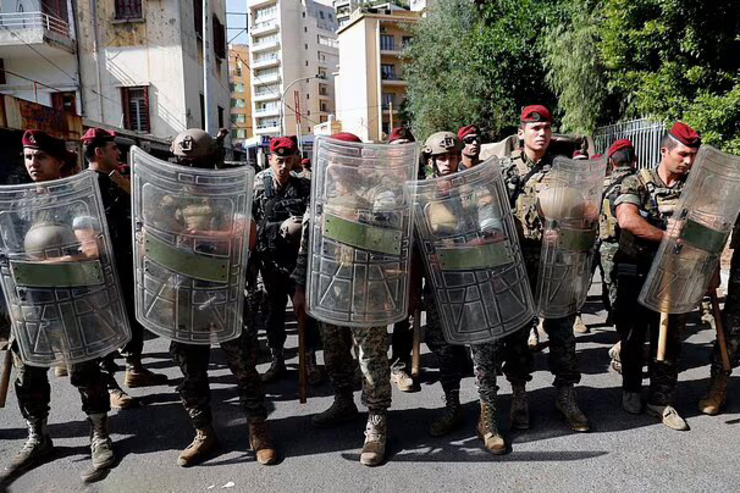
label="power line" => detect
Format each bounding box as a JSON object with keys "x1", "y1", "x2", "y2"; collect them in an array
[{"x1": 3, "y1": 69, "x2": 67, "y2": 93}]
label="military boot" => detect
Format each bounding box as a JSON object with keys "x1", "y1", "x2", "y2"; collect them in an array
[
  {"x1": 429, "y1": 390, "x2": 464, "y2": 437},
  {"x1": 646, "y1": 403, "x2": 689, "y2": 431},
  {"x1": 510, "y1": 383, "x2": 530, "y2": 430},
  {"x1": 573, "y1": 314, "x2": 589, "y2": 334},
  {"x1": 555, "y1": 385, "x2": 590, "y2": 432},
  {"x1": 88, "y1": 413, "x2": 115, "y2": 470},
  {"x1": 261, "y1": 350, "x2": 286, "y2": 383},
  {"x1": 699, "y1": 372, "x2": 729, "y2": 416},
  {"x1": 528, "y1": 325, "x2": 540, "y2": 351},
  {"x1": 248, "y1": 419, "x2": 277, "y2": 465},
  {"x1": 311, "y1": 392, "x2": 358, "y2": 428},
  {"x1": 476, "y1": 401, "x2": 506, "y2": 455},
  {"x1": 360, "y1": 413, "x2": 387, "y2": 467},
  {"x1": 608, "y1": 341, "x2": 622, "y2": 374},
  {"x1": 391, "y1": 367, "x2": 415, "y2": 393},
  {"x1": 124, "y1": 356, "x2": 168, "y2": 388},
  {"x1": 6, "y1": 418, "x2": 54, "y2": 473},
  {"x1": 177, "y1": 425, "x2": 219, "y2": 467},
  {"x1": 107, "y1": 378, "x2": 135, "y2": 410},
  {"x1": 54, "y1": 365, "x2": 68, "y2": 377}
]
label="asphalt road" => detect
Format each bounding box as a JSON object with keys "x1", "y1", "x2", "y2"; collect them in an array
[{"x1": 1, "y1": 285, "x2": 739, "y2": 493}]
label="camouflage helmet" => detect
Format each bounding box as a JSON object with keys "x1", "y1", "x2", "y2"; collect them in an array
[
  {"x1": 171, "y1": 129, "x2": 214, "y2": 158},
  {"x1": 423, "y1": 132, "x2": 462, "y2": 156},
  {"x1": 24, "y1": 221, "x2": 77, "y2": 256}
]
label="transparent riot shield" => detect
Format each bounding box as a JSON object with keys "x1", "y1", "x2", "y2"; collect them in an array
[
  {"x1": 410, "y1": 158, "x2": 534, "y2": 345},
  {"x1": 307, "y1": 137, "x2": 417, "y2": 327},
  {"x1": 0, "y1": 171, "x2": 131, "y2": 367},
  {"x1": 131, "y1": 147, "x2": 254, "y2": 344},
  {"x1": 639, "y1": 146, "x2": 740, "y2": 314},
  {"x1": 535, "y1": 155, "x2": 607, "y2": 318}
]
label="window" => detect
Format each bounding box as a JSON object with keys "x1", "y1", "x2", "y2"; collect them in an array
[
  {"x1": 381, "y1": 64, "x2": 396, "y2": 80},
  {"x1": 235, "y1": 60, "x2": 243, "y2": 77},
  {"x1": 319, "y1": 84, "x2": 328, "y2": 96},
  {"x1": 231, "y1": 114, "x2": 247, "y2": 124},
  {"x1": 304, "y1": 27, "x2": 307, "y2": 33},
  {"x1": 380, "y1": 34, "x2": 394, "y2": 51},
  {"x1": 305, "y1": 44, "x2": 308, "y2": 50},
  {"x1": 320, "y1": 115, "x2": 328, "y2": 123},
  {"x1": 121, "y1": 86, "x2": 149, "y2": 132},
  {"x1": 52, "y1": 92, "x2": 77, "y2": 114},
  {"x1": 319, "y1": 11, "x2": 325, "y2": 19},
  {"x1": 213, "y1": 15, "x2": 226, "y2": 59},
  {"x1": 320, "y1": 102, "x2": 328, "y2": 112},
  {"x1": 317, "y1": 35, "x2": 338, "y2": 48},
  {"x1": 382, "y1": 93, "x2": 394, "y2": 109},
  {"x1": 232, "y1": 128, "x2": 246, "y2": 139},
  {"x1": 193, "y1": 0, "x2": 203, "y2": 36},
  {"x1": 218, "y1": 106, "x2": 224, "y2": 129},
  {"x1": 231, "y1": 82, "x2": 245, "y2": 93},
  {"x1": 318, "y1": 68, "x2": 327, "y2": 79},
  {"x1": 231, "y1": 98, "x2": 246, "y2": 108},
  {"x1": 318, "y1": 51, "x2": 326, "y2": 63},
  {"x1": 402, "y1": 36, "x2": 412, "y2": 48},
  {"x1": 254, "y1": 5, "x2": 277, "y2": 21},
  {"x1": 115, "y1": 0, "x2": 142, "y2": 20}
]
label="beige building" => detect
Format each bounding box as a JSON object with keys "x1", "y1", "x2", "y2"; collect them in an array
[
  {"x1": 229, "y1": 44, "x2": 253, "y2": 145},
  {"x1": 247, "y1": 0, "x2": 338, "y2": 139},
  {"x1": 335, "y1": 6, "x2": 420, "y2": 142}
]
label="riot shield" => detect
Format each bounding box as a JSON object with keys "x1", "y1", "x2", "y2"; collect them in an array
[
  {"x1": 535, "y1": 155, "x2": 607, "y2": 318},
  {"x1": 410, "y1": 158, "x2": 534, "y2": 345},
  {"x1": 0, "y1": 171, "x2": 131, "y2": 367},
  {"x1": 307, "y1": 136, "x2": 417, "y2": 326},
  {"x1": 639, "y1": 146, "x2": 740, "y2": 314},
  {"x1": 131, "y1": 147, "x2": 254, "y2": 344}
]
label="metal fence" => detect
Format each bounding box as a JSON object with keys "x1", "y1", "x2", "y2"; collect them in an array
[
  {"x1": 0, "y1": 12, "x2": 70, "y2": 38},
  {"x1": 594, "y1": 118, "x2": 666, "y2": 169}
]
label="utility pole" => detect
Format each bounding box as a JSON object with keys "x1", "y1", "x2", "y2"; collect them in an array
[
  {"x1": 389, "y1": 100, "x2": 394, "y2": 132},
  {"x1": 203, "y1": 0, "x2": 211, "y2": 133}
]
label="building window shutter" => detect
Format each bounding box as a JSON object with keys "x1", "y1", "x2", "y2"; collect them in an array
[{"x1": 114, "y1": 0, "x2": 143, "y2": 20}]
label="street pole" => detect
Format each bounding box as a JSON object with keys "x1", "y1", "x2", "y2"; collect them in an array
[
  {"x1": 280, "y1": 75, "x2": 320, "y2": 136},
  {"x1": 389, "y1": 101, "x2": 394, "y2": 132},
  {"x1": 203, "y1": 0, "x2": 211, "y2": 133}
]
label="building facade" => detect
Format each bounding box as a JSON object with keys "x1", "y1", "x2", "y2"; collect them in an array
[
  {"x1": 334, "y1": 6, "x2": 420, "y2": 142},
  {"x1": 247, "y1": 0, "x2": 338, "y2": 139},
  {"x1": 229, "y1": 44, "x2": 253, "y2": 146}
]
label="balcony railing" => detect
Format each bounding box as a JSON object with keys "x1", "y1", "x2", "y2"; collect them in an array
[{"x1": 0, "y1": 11, "x2": 70, "y2": 38}]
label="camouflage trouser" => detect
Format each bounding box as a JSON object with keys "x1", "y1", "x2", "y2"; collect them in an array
[
  {"x1": 599, "y1": 242, "x2": 619, "y2": 318},
  {"x1": 522, "y1": 241, "x2": 581, "y2": 388},
  {"x1": 615, "y1": 262, "x2": 684, "y2": 405},
  {"x1": 322, "y1": 323, "x2": 391, "y2": 412},
  {"x1": 712, "y1": 247, "x2": 740, "y2": 376},
  {"x1": 470, "y1": 342, "x2": 498, "y2": 405},
  {"x1": 169, "y1": 327, "x2": 267, "y2": 429},
  {"x1": 424, "y1": 298, "x2": 468, "y2": 394},
  {"x1": 12, "y1": 343, "x2": 109, "y2": 421}
]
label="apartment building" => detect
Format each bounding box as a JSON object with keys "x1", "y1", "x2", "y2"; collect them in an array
[
  {"x1": 247, "y1": 0, "x2": 338, "y2": 138},
  {"x1": 229, "y1": 44, "x2": 253, "y2": 146},
  {"x1": 334, "y1": 6, "x2": 420, "y2": 142},
  {"x1": 0, "y1": 0, "x2": 230, "y2": 145}
]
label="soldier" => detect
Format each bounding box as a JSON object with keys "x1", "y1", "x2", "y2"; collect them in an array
[
  {"x1": 160, "y1": 129, "x2": 277, "y2": 466},
  {"x1": 571, "y1": 149, "x2": 591, "y2": 335},
  {"x1": 387, "y1": 126, "x2": 418, "y2": 392},
  {"x1": 296, "y1": 158, "x2": 312, "y2": 179},
  {"x1": 421, "y1": 131, "x2": 529, "y2": 453},
  {"x1": 599, "y1": 140, "x2": 638, "y2": 373},
  {"x1": 4, "y1": 130, "x2": 116, "y2": 475},
  {"x1": 81, "y1": 128, "x2": 169, "y2": 410},
  {"x1": 458, "y1": 124, "x2": 482, "y2": 170},
  {"x1": 501, "y1": 105, "x2": 590, "y2": 432},
  {"x1": 292, "y1": 132, "x2": 397, "y2": 467},
  {"x1": 613, "y1": 122, "x2": 700, "y2": 430},
  {"x1": 252, "y1": 137, "x2": 320, "y2": 384}
]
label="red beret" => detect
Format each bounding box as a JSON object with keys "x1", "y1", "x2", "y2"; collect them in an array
[
  {"x1": 301, "y1": 158, "x2": 310, "y2": 166},
  {"x1": 270, "y1": 136, "x2": 298, "y2": 156},
  {"x1": 607, "y1": 139, "x2": 634, "y2": 158},
  {"x1": 330, "y1": 132, "x2": 362, "y2": 143},
  {"x1": 22, "y1": 130, "x2": 69, "y2": 161},
  {"x1": 388, "y1": 127, "x2": 415, "y2": 143},
  {"x1": 590, "y1": 153, "x2": 604, "y2": 161},
  {"x1": 81, "y1": 127, "x2": 116, "y2": 145},
  {"x1": 520, "y1": 105, "x2": 552, "y2": 123},
  {"x1": 457, "y1": 124, "x2": 480, "y2": 140},
  {"x1": 668, "y1": 121, "x2": 701, "y2": 148}
]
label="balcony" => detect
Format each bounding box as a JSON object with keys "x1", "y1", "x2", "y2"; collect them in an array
[
  {"x1": 254, "y1": 91, "x2": 280, "y2": 102},
  {"x1": 255, "y1": 124, "x2": 281, "y2": 135},
  {"x1": 251, "y1": 20, "x2": 279, "y2": 36},
  {"x1": 252, "y1": 55, "x2": 280, "y2": 70},
  {"x1": 253, "y1": 72, "x2": 281, "y2": 85},
  {"x1": 251, "y1": 38, "x2": 280, "y2": 53},
  {"x1": 381, "y1": 73, "x2": 407, "y2": 86},
  {"x1": 0, "y1": 12, "x2": 75, "y2": 56},
  {"x1": 249, "y1": 0, "x2": 277, "y2": 9},
  {"x1": 254, "y1": 107, "x2": 279, "y2": 118}
]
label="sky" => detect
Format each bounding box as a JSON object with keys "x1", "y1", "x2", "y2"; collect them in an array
[{"x1": 226, "y1": 0, "x2": 249, "y2": 45}]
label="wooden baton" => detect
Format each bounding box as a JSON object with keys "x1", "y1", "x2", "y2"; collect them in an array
[
  {"x1": 709, "y1": 288, "x2": 732, "y2": 372},
  {"x1": 411, "y1": 308, "x2": 421, "y2": 379},
  {"x1": 0, "y1": 349, "x2": 12, "y2": 408}
]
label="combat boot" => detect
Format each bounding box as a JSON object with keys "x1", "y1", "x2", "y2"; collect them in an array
[
  {"x1": 391, "y1": 367, "x2": 415, "y2": 393},
  {"x1": 108, "y1": 378, "x2": 135, "y2": 410},
  {"x1": 54, "y1": 365, "x2": 68, "y2": 377},
  {"x1": 306, "y1": 351, "x2": 325, "y2": 386},
  {"x1": 261, "y1": 350, "x2": 286, "y2": 383},
  {"x1": 699, "y1": 372, "x2": 729, "y2": 416},
  {"x1": 555, "y1": 385, "x2": 590, "y2": 432},
  {"x1": 429, "y1": 390, "x2": 464, "y2": 437},
  {"x1": 608, "y1": 341, "x2": 622, "y2": 374},
  {"x1": 88, "y1": 413, "x2": 115, "y2": 470},
  {"x1": 6, "y1": 418, "x2": 54, "y2": 473},
  {"x1": 360, "y1": 413, "x2": 387, "y2": 467},
  {"x1": 248, "y1": 419, "x2": 277, "y2": 465},
  {"x1": 124, "y1": 356, "x2": 168, "y2": 388},
  {"x1": 311, "y1": 391, "x2": 358, "y2": 428},
  {"x1": 573, "y1": 314, "x2": 589, "y2": 334},
  {"x1": 646, "y1": 403, "x2": 688, "y2": 431},
  {"x1": 622, "y1": 391, "x2": 643, "y2": 415},
  {"x1": 177, "y1": 425, "x2": 219, "y2": 467},
  {"x1": 476, "y1": 401, "x2": 506, "y2": 455},
  {"x1": 510, "y1": 383, "x2": 530, "y2": 430},
  {"x1": 528, "y1": 324, "x2": 540, "y2": 351}
]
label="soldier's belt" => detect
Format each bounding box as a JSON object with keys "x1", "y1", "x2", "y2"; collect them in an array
[
  {"x1": 323, "y1": 213, "x2": 401, "y2": 256},
  {"x1": 145, "y1": 234, "x2": 229, "y2": 283},
  {"x1": 437, "y1": 242, "x2": 514, "y2": 270},
  {"x1": 679, "y1": 219, "x2": 728, "y2": 254},
  {"x1": 10, "y1": 260, "x2": 104, "y2": 288}
]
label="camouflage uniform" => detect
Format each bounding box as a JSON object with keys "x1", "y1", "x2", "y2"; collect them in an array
[
  {"x1": 613, "y1": 167, "x2": 686, "y2": 405},
  {"x1": 710, "y1": 221, "x2": 740, "y2": 377},
  {"x1": 598, "y1": 165, "x2": 637, "y2": 317},
  {"x1": 252, "y1": 168, "x2": 319, "y2": 353},
  {"x1": 291, "y1": 206, "x2": 392, "y2": 413},
  {"x1": 501, "y1": 149, "x2": 579, "y2": 388}
]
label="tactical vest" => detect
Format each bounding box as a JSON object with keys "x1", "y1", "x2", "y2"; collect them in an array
[
  {"x1": 257, "y1": 173, "x2": 310, "y2": 260},
  {"x1": 504, "y1": 150, "x2": 555, "y2": 243},
  {"x1": 598, "y1": 167, "x2": 635, "y2": 243}
]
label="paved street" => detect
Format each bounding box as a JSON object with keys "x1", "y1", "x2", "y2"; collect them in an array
[{"x1": 1, "y1": 283, "x2": 739, "y2": 493}]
